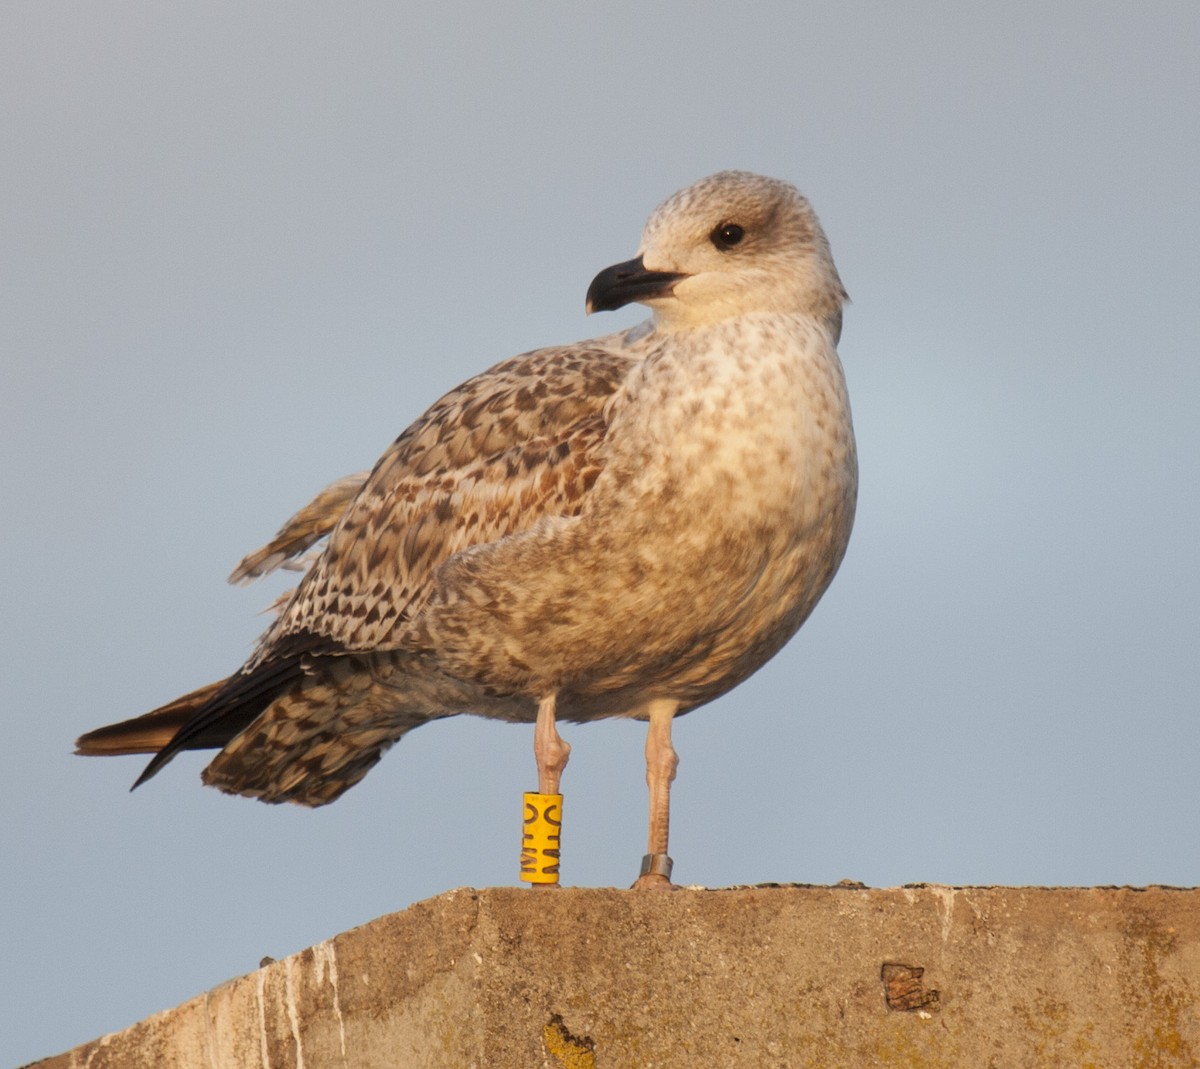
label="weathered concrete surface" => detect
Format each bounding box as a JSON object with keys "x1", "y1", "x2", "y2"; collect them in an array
[{"x1": 27, "y1": 885, "x2": 1200, "y2": 1068}]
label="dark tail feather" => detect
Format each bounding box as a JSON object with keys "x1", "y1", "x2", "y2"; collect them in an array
[
  {"x1": 77, "y1": 653, "x2": 309, "y2": 791},
  {"x1": 75, "y1": 679, "x2": 230, "y2": 756}
]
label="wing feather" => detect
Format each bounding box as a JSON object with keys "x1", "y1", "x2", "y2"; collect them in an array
[
  {"x1": 229, "y1": 472, "x2": 370, "y2": 584},
  {"x1": 248, "y1": 334, "x2": 651, "y2": 663}
]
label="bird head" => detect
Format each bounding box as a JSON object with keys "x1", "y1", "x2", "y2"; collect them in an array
[{"x1": 586, "y1": 171, "x2": 847, "y2": 338}]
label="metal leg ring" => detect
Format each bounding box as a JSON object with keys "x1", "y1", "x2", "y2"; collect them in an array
[{"x1": 639, "y1": 853, "x2": 674, "y2": 880}]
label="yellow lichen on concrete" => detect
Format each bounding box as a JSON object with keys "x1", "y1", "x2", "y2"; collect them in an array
[
  {"x1": 543, "y1": 1013, "x2": 596, "y2": 1068},
  {"x1": 1124, "y1": 909, "x2": 1198, "y2": 1068}
]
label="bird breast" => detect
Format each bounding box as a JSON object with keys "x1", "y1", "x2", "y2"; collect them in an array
[{"x1": 598, "y1": 312, "x2": 857, "y2": 543}]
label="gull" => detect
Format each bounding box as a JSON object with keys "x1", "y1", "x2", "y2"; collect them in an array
[{"x1": 76, "y1": 171, "x2": 857, "y2": 889}]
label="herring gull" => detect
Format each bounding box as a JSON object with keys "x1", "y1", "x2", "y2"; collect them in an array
[{"x1": 76, "y1": 171, "x2": 858, "y2": 889}]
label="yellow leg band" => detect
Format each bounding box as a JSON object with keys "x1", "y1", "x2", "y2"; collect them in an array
[{"x1": 519, "y1": 791, "x2": 563, "y2": 885}]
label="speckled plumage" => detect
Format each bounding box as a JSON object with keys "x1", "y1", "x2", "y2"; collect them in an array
[{"x1": 78, "y1": 172, "x2": 858, "y2": 874}]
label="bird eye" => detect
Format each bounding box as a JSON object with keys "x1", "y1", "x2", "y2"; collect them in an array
[{"x1": 710, "y1": 223, "x2": 745, "y2": 251}]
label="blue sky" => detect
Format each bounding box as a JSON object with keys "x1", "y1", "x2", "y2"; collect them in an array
[{"x1": 3, "y1": 2, "x2": 1198, "y2": 1063}]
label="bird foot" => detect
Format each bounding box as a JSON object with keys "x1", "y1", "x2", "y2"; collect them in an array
[{"x1": 631, "y1": 872, "x2": 679, "y2": 891}]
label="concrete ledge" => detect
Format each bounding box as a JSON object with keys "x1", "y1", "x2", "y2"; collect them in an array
[{"x1": 28, "y1": 885, "x2": 1200, "y2": 1068}]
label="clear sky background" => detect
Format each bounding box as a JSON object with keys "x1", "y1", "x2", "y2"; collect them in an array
[{"x1": 3, "y1": 2, "x2": 1197, "y2": 1063}]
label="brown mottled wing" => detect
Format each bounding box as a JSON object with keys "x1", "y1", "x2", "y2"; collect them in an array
[
  {"x1": 228, "y1": 472, "x2": 370, "y2": 584},
  {"x1": 250, "y1": 339, "x2": 643, "y2": 662}
]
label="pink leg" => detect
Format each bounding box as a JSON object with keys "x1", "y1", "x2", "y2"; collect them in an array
[
  {"x1": 633, "y1": 699, "x2": 680, "y2": 890},
  {"x1": 534, "y1": 693, "x2": 570, "y2": 795}
]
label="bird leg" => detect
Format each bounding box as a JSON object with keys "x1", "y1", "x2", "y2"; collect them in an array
[
  {"x1": 633, "y1": 699, "x2": 680, "y2": 890},
  {"x1": 534, "y1": 693, "x2": 570, "y2": 795},
  {"x1": 522, "y1": 694, "x2": 571, "y2": 888}
]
